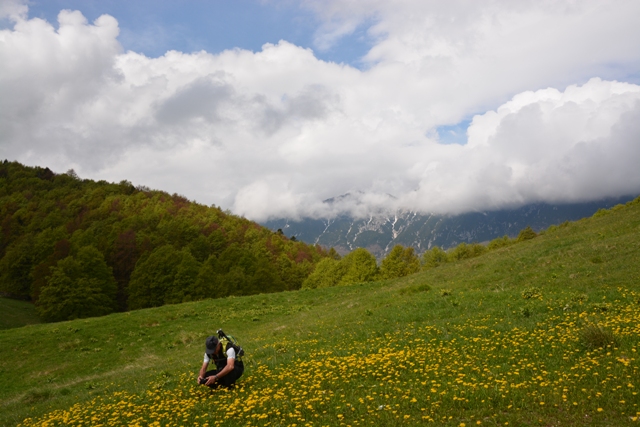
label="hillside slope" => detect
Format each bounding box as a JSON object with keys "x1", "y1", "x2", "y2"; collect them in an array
[
  {"x1": 0, "y1": 161, "x2": 326, "y2": 322},
  {"x1": 0, "y1": 298, "x2": 41, "y2": 330},
  {"x1": 1, "y1": 197, "x2": 639, "y2": 426}
]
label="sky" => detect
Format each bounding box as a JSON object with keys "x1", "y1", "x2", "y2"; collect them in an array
[{"x1": 1, "y1": 0, "x2": 640, "y2": 221}]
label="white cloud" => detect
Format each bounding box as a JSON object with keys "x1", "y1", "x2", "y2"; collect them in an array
[
  {"x1": 0, "y1": 0, "x2": 27, "y2": 21},
  {"x1": 1, "y1": 2, "x2": 640, "y2": 222},
  {"x1": 401, "y1": 78, "x2": 640, "y2": 214}
]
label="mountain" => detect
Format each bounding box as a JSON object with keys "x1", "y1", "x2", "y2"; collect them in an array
[{"x1": 263, "y1": 195, "x2": 635, "y2": 258}]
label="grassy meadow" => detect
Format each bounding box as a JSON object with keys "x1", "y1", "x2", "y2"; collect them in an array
[
  {"x1": 0, "y1": 298, "x2": 41, "y2": 330},
  {"x1": 1, "y1": 199, "x2": 640, "y2": 426}
]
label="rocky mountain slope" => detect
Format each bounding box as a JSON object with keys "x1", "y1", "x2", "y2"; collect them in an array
[{"x1": 263, "y1": 195, "x2": 634, "y2": 258}]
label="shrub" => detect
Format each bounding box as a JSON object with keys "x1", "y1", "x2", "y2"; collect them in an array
[
  {"x1": 516, "y1": 226, "x2": 537, "y2": 242},
  {"x1": 448, "y1": 243, "x2": 487, "y2": 261},
  {"x1": 546, "y1": 224, "x2": 558, "y2": 233},
  {"x1": 579, "y1": 324, "x2": 618, "y2": 350},
  {"x1": 487, "y1": 235, "x2": 514, "y2": 250}
]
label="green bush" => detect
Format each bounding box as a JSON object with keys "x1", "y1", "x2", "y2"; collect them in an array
[
  {"x1": 516, "y1": 226, "x2": 537, "y2": 242},
  {"x1": 448, "y1": 243, "x2": 487, "y2": 261},
  {"x1": 487, "y1": 235, "x2": 514, "y2": 250}
]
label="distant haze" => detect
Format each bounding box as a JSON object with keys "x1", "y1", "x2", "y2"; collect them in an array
[{"x1": 1, "y1": 0, "x2": 640, "y2": 221}]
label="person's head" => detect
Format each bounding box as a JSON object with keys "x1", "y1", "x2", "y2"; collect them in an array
[{"x1": 205, "y1": 335, "x2": 220, "y2": 355}]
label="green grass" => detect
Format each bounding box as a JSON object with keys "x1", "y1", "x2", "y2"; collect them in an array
[
  {"x1": 1, "y1": 199, "x2": 640, "y2": 426},
  {"x1": 0, "y1": 298, "x2": 41, "y2": 330}
]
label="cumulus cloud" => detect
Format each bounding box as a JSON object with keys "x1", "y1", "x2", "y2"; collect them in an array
[
  {"x1": 401, "y1": 78, "x2": 640, "y2": 214},
  {"x1": 1, "y1": 2, "x2": 640, "y2": 221}
]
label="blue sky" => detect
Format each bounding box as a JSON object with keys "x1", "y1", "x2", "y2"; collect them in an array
[
  {"x1": 2, "y1": 0, "x2": 640, "y2": 219},
  {"x1": 26, "y1": 0, "x2": 374, "y2": 65}
]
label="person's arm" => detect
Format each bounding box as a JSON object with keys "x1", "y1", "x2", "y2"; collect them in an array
[
  {"x1": 206, "y1": 357, "x2": 235, "y2": 385},
  {"x1": 197, "y1": 360, "x2": 209, "y2": 383}
]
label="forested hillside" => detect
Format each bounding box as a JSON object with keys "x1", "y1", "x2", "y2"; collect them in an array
[{"x1": 0, "y1": 161, "x2": 327, "y2": 322}]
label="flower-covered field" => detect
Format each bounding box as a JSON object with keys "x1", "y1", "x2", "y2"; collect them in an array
[
  {"x1": 6, "y1": 203, "x2": 640, "y2": 426},
  {"x1": 21, "y1": 293, "x2": 640, "y2": 427}
]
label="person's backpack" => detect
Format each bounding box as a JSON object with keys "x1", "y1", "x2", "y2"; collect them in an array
[{"x1": 217, "y1": 329, "x2": 245, "y2": 360}]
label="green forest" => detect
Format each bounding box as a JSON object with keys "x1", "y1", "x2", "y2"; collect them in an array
[{"x1": 0, "y1": 161, "x2": 328, "y2": 322}]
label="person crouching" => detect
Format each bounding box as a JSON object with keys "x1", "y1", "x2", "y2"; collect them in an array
[{"x1": 197, "y1": 335, "x2": 244, "y2": 388}]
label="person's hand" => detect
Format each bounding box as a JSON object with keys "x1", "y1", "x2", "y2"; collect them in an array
[
  {"x1": 197, "y1": 376, "x2": 203, "y2": 384},
  {"x1": 205, "y1": 375, "x2": 217, "y2": 386}
]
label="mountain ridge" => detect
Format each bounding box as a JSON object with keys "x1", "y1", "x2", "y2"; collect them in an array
[{"x1": 263, "y1": 196, "x2": 635, "y2": 258}]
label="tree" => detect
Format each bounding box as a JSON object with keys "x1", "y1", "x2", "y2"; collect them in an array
[
  {"x1": 110, "y1": 229, "x2": 139, "y2": 311},
  {"x1": 421, "y1": 246, "x2": 448, "y2": 270},
  {"x1": 328, "y1": 247, "x2": 341, "y2": 260},
  {"x1": 302, "y1": 248, "x2": 378, "y2": 289},
  {"x1": 302, "y1": 258, "x2": 341, "y2": 289},
  {"x1": 0, "y1": 161, "x2": 330, "y2": 316},
  {"x1": 36, "y1": 246, "x2": 117, "y2": 322},
  {"x1": 128, "y1": 245, "x2": 181, "y2": 309},
  {"x1": 188, "y1": 234, "x2": 212, "y2": 262},
  {"x1": 251, "y1": 256, "x2": 285, "y2": 294},
  {"x1": 380, "y1": 245, "x2": 420, "y2": 280},
  {"x1": 30, "y1": 237, "x2": 71, "y2": 302},
  {"x1": 0, "y1": 235, "x2": 35, "y2": 299},
  {"x1": 339, "y1": 248, "x2": 379, "y2": 285},
  {"x1": 192, "y1": 254, "x2": 225, "y2": 299},
  {"x1": 165, "y1": 248, "x2": 201, "y2": 304}
]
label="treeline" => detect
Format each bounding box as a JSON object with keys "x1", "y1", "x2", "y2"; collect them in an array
[
  {"x1": 302, "y1": 226, "x2": 544, "y2": 289},
  {"x1": 0, "y1": 161, "x2": 327, "y2": 322},
  {"x1": 303, "y1": 195, "x2": 640, "y2": 290}
]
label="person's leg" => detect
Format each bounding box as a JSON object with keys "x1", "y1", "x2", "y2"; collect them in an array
[{"x1": 218, "y1": 363, "x2": 244, "y2": 388}]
